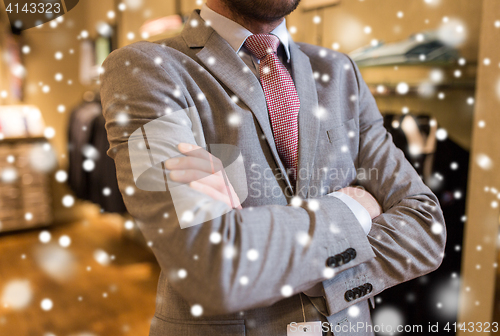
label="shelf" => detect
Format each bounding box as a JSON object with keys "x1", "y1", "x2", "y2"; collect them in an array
[
  {"x1": 358, "y1": 63, "x2": 477, "y2": 96},
  {"x1": 0, "y1": 136, "x2": 47, "y2": 144}
]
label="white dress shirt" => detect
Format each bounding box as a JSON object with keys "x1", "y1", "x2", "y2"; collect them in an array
[
  {"x1": 200, "y1": 4, "x2": 291, "y2": 78},
  {"x1": 199, "y1": 4, "x2": 372, "y2": 237}
]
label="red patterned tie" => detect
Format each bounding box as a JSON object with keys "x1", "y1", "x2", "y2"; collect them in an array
[{"x1": 244, "y1": 34, "x2": 300, "y2": 183}]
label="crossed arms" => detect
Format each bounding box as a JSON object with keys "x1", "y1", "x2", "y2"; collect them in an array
[{"x1": 100, "y1": 44, "x2": 446, "y2": 316}]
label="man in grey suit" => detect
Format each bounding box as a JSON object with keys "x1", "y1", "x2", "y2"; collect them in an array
[{"x1": 100, "y1": 0, "x2": 446, "y2": 334}]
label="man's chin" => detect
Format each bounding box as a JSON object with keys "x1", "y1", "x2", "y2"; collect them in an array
[{"x1": 222, "y1": 0, "x2": 301, "y2": 23}]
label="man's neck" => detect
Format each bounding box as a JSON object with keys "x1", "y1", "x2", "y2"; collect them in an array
[{"x1": 205, "y1": 0, "x2": 284, "y2": 34}]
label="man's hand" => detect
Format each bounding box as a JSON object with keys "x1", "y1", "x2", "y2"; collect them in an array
[
  {"x1": 337, "y1": 186, "x2": 382, "y2": 219},
  {"x1": 164, "y1": 143, "x2": 243, "y2": 209}
]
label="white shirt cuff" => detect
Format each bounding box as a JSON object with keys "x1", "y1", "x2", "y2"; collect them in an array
[{"x1": 328, "y1": 192, "x2": 372, "y2": 235}]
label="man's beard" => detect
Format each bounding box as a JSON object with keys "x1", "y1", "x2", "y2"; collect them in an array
[{"x1": 220, "y1": 0, "x2": 301, "y2": 23}]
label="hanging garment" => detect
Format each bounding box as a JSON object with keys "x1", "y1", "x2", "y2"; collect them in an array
[
  {"x1": 380, "y1": 113, "x2": 468, "y2": 335},
  {"x1": 67, "y1": 98, "x2": 126, "y2": 213}
]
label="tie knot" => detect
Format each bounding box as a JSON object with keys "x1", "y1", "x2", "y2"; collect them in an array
[{"x1": 244, "y1": 34, "x2": 280, "y2": 60}]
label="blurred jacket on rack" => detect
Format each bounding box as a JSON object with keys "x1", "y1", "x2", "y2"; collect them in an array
[{"x1": 67, "y1": 94, "x2": 126, "y2": 213}]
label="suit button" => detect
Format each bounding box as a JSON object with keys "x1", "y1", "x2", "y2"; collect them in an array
[
  {"x1": 341, "y1": 251, "x2": 351, "y2": 264},
  {"x1": 347, "y1": 248, "x2": 357, "y2": 260},
  {"x1": 334, "y1": 254, "x2": 344, "y2": 267},
  {"x1": 327, "y1": 254, "x2": 346, "y2": 268},
  {"x1": 358, "y1": 285, "x2": 368, "y2": 296},
  {"x1": 352, "y1": 287, "x2": 362, "y2": 299},
  {"x1": 365, "y1": 283, "x2": 373, "y2": 294},
  {"x1": 344, "y1": 290, "x2": 354, "y2": 302}
]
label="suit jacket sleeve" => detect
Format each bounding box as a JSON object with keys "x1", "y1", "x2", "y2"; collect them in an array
[
  {"x1": 100, "y1": 44, "x2": 377, "y2": 315},
  {"x1": 321, "y1": 55, "x2": 446, "y2": 315}
]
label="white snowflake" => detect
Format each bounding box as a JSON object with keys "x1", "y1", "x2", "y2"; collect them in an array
[
  {"x1": 436, "y1": 128, "x2": 448, "y2": 141},
  {"x1": 247, "y1": 249, "x2": 259, "y2": 261},
  {"x1": 191, "y1": 304, "x2": 203, "y2": 316},
  {"x1": 124, "y1": 220, "x2": 134, "y2": 230},
  {"x1": 116, "y1": 111, "x2": 129, "y2": 125},
  {"x1": 62, "y1": 195, "x2": 75, "y2": 207},
  {"x1": 39, "y1": 231, "x2": 51, "y2": 243},
  {"x1": 323, "y1": 267, "x2": 335, "y2": 279},
  {"x1": 40, "y1": 298, "x2": 53, "y2": 311},
  {"x1": 178, "y1": 269, "x2": 187, "y2": 279},
  {"x1": 59, "y1": 235, "x2": 71, "y2": 248},
  {"x1": 55, "y1": 170, "x2": 68, "y2": 182},
  {"x1": 475, "y1": 153, "x2": 493, "y2": 170},
  {"x1": 1, "y1": 167, "x2": 17, "y2": 183},
  {"x1": 431, "y1": 222, "x2": 444, "y2": 234},
  {"x1": 94, "y1": 249, "x2": 111, "y2": 265},
  {"x1": 290, "y1": 196, "x2": 302, "y2": 207},
  {"x1": 223, "y1": 245, "x2": 237, "y2": 259},
  {"x1": 308, "y1": 199, "x2": 319, "y2": 211},
  {"x1": 396, "y1": 82, "x2": 409, "y2": 95},
  {"x1": 281, "y1": 285, "x2": 293, "y2": 297},
  {"x1": 228, "y1": 114, "x2": 241, "y2": 126},
  {"x1": 125, "y1": 186, "x2": 135, "y2": 195},
  {"x1": 209, "y1": 232, "x2": 222, "y2": 244},
  {"x1": 82, "y1": 159, "x2": 95, "y2": 172},
  {"x1": 295, "y1": 231, "x2": 310, "y2": 246},
  {"x1": 348, "y1": 305, "x2": 360, "y2": 317}
]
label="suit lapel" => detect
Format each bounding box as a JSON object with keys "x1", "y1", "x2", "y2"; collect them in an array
[
  {"x1": 289, "y1": 40, "x2": 320, "y2": 198},
  {"x1": 182, "y1": 11, "x2": 293, "y2": 191}
]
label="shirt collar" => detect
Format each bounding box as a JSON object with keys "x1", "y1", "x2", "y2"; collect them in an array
[{"x1": 199, "y1": 4, "x2": 291, "y2": 61}]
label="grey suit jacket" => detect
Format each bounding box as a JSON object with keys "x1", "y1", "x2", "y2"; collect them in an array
[{"x1": 100, "y1": 9, "x2": 446, "y2": 336}]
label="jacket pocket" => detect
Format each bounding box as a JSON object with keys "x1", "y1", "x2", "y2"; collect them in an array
[
  {"x1": 150, "y1": 314, "x2": 246, "y2": 336},
  {"x1": 326, "y1": 118, "x2": 357, "y2": 143}
]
